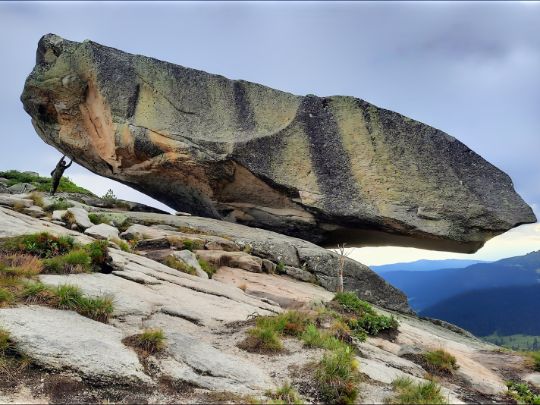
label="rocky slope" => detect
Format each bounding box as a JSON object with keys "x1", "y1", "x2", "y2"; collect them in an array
[
  {"x1": 21, "y1": 34, "x2": 535, "y2": 252},
  {"x1": 1, "y1": 188, "x2": 539, "y2": 404}
]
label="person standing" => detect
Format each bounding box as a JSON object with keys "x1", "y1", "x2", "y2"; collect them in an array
[{"x1": 50, "y1": 155, "x2": 73, "y2": 195}]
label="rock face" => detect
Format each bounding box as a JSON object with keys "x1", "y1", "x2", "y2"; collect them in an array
[
  {"x1": 21, "y1": 34, "x2": 536, "y2": 252},
  {"x1": 0, "y1": 306, "x2": 150, "y2": 385}
]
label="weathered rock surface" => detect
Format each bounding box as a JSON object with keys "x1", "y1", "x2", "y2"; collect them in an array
[
  {"x1": 84, "y1": 223, "x2": 119, "y2": 240},
  {"x1": 21, "y1": 34, "x2": 536, "y2": 252},
  {"x1": 8, "y1": 183, "x2": 35, "y2": 194},
  {"x1": 66, "y1": 207, "x2": 93, "y2": 229},
  {"x1": 0, "y1": 197, "x2": 536, "y2": 404},
  {"x1": 103, "y1": 213, "x2": 411, "y2": 312},
  {"x1": 0, "y1": 306, "x2": 150, "y2": 385},
  {"x1": 171, "y1": 249, "x2": 208, "y2": 279}
]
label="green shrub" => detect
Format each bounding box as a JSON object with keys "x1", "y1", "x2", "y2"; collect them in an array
[
  {"x1": 527, "y1": 351, "x2": 540, "y2": 372},
  {"x1": 314, "y1": 346, "x2": 360, "y2": 404},
  {"x1": 353, "y1": 313, "x2": 399, "y2": 336},
  {"x1": 506, "y1": 381, "x2": 540, "y2": 404},
  {"x1": 102, "y1": 189, "x2": 118, "y2": 204},
  {"x1": 83, "y1": 240, "x2": 109, "y2": 267},
  {"x1": 43, "y1": 249, "x2": 92, "y2": 274},
  {"x1": 88, "y1": 213, "x2": 109, "y2": 225},
  {"x1": 266, "y1": 382, "x2": 303, "y2": 404},
  {"x1": 0, "y1": 287, "x2": 14, "y2": 305},
  {"x1": 0, "y1": 170, "x2": 93, "y2": 195},
  {"x1": 333, "y1": 292, "x2": 374, "y2": 315},
  {"x1": 332, "y1": 291, "x2": 399, "y2": 339},
  {"x1": 276, "y1": 261, "x2": 285, "y2": 274},
  {"x1": 44, "y1": 199, "x2": 74, "y2": 212},
  {"x1": 198, "y1": 258, "x2": 216, "y2": 278},
  {"x1": 423, "y1": 349, "x2": 458, "y2": 374},
  {"x1": 163, "y1": 255, "x2": 197, "y2": 276},
  {"x1": 1, "y1": 232, "x2": 75, "y2": 258},
  {"x1": 389, "y1": 377, "x2": 447, "y2": 404}
]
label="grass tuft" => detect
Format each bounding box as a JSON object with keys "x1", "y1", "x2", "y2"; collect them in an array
[
  {"x1": 266, "y1": 382, "x2": 303, "y2": 404},
  {"x1": 123, "y1": 328, "x2": 167, "y2": 357},
  {"x1": 238, "y1": 311, "x2": 312, "y2": 354},
  {"x1": 28, "y1": 191, "x2": 44, "y2": 207},
  {"x1": 163, "y1": 255, "x2": 197, "y2": 275},
  {"x1": 314, "y1": 346, "x2": 360, "y2": 404},
  {"x1": 423, "y1": 349, "x2": 458, "y2": 374},
  {"x1": 388, "y1": 377, "x2": 447, "y2": 404},
  {"x1": 43, "y1": 249, "x2": 91, "y2": 274},
  {"x1": 54, "y1": 284, "x2": 113, "y2": 322},
  {"x1": 0, "y1": 232, "x2": 75, "y2": 258},
  {"x1": 0, "y1": 287, "x2": 14, "y2": 306},
  {"x1": 302, "y1": 323, "x2": 349, "y2": 351},
  {"x1": 197, "y1": 258, "x2": 216, "y2": 278}
]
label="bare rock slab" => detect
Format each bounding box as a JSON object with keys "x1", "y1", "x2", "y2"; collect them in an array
[
  {"x1": 21, "y1": 34, "x2": 536, "y2": 252},
  {"x1": 0, "y1": 306, "x2": 150, "y2": 385},
  {"x1": 159, "y1": 332, "x2": 274, "y2": 394},
  {"x1": 84, "y1": 223, "x2": 119, "y2": 240}
]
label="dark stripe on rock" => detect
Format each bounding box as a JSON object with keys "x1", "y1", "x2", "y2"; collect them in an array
[
  {"x1": 126, "y1": 83, "x2": 140, "y2": 119},
  {"x1": 300, "y1": 96, "x2": 361, "y2": 211},
  {"x1": 134, "y1": 128, "x2": 163, "y2": 160},
  {"x1": 233, "y1": 81, "x2": 256, "y2": 132}
]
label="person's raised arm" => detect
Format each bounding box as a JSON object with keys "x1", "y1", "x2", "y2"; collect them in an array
[{"x1": 66, "y1": 159, "x2": 73, "y2": 168}]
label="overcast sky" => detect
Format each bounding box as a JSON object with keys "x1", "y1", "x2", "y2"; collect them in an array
[{"x1": 1, "y1": 1, "x2": 538, "y2": 265}]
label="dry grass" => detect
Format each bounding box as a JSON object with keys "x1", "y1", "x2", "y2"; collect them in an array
[{"x1": 28, "y1": 192, "x2": 44, "y2": 207}]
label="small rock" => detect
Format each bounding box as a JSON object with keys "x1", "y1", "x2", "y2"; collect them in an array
[
  {"x1": 0, "y1": 177, "x2": 9, "y2": 185},
  {"x1": 262, "y1": 259, "x2": 276, "y2": 273},
  {"x1": 0, "y1": 195, "x2": 33, "y2": 209},
  {"x1": 66, "y1": 207, "x2": 93, "y2": 229},
  {"x1": 52, "y1": 209, "x2": 67, "y2": 221},
  {"x1": 23, "y1": 205, "x2": 46, "y2": 218},
  {"x1": 84, "y1": 223, "x2": 120, "y2": 240},
  {"x1": 283, "y1": 265, "x2": 318, "y2": 283},
  {"x1": 121, "y1": 224, "x2": 164, "y2": 240},
  {"x1": 51, "y1": 220, "x2": 66, "y2": 226},
  {"x1": 204, "y1": 236, "x2": 240, "y2": 252},
  {"x1": 195, "y1": 250, "x2": 262, "y2": 273},
  {"x1": 172, "y1": 250, "x2": 208, "y2": 279},
  {"x1": 7, "y1": 183, "x2": 36, "y2": 194}
]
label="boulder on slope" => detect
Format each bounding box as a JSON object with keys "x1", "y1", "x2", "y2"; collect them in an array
[{"x1": 21, "y1": 34, "x2": 536, "y2": 252}]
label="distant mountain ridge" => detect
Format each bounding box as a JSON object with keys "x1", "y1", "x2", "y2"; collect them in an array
[
  {"x1": 371, "y1": 259, "x2": 487, "y2": 274},
  {"x1": 420, "y1": 284, "x2": 540, "y2": 337},
  {"x1": 379, "y1": 250, "x2": 540, "y2": 311}
]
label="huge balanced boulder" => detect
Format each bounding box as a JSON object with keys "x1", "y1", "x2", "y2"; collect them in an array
[{"x1": 21, "y1": 34, "x2": 536, "y2": 252}]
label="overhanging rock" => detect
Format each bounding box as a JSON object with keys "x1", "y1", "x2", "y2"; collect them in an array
[{"x1": 21, "y1": 34, "x2": 536, "y2": 252}]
